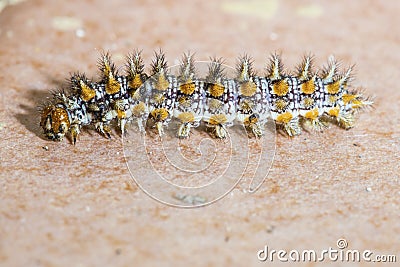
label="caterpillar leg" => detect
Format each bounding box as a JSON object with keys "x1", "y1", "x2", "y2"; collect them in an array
[
  {"x1": 130, "y1": 101, "x2": 148, "y2": 134},
  {"x1": 150, "y1": 108, "x2": 169, "y2": 137},
  {"x1": 70, "y1": 123, "x2": 81, "y2": 145},
  {"x1": 275, "y1": 112, "x2": 301, "y2": 136},
  {"x1": 206, "y1": 113, "x2": 229, "y2": 138},
  {"x1": 244, "y1": 114, "x2": 264, "y2": 138},
  {"x1": 137, "y1": 117, "x2": 146, "y2": 133},
  {"x1": 176, "y1": 112, "x2": 197, "y2": 138},
  {"x1": 178, "y1": 123, "x2": 191, "y2": 138},
  {"x1": 95, "y1": 122, "x2": 112, "y2": 138},
  {"x1": 303, "y1": 118, "x2": 328, "y2": 132},
  {"x1": 283, "y1": 117, "x2": 301, "y2": 137},
  {"x1": 337, "y1": 111, "x2": 355, "y2": 129},
  {"x1": 249, "y1": 123, "x2": 263, "y2": 138},
  {"x1": 208, "y1": 124, "x2": 227, "y2": 139},
  {"x1": 119, "y1": 118, "x2": 128, "y2": 136},
  {"x1": 301, "y1": 109, "x2": 327, "y2": 132},
  {"x1": 110, "y1": 99, "x2": 131, "y2": 136},
  {"x1": 155, "y1": 121, "x2": 164, "y2": 136},
  {"x1": 326, "y1": 107, "x2": 355, "y2": 129}
]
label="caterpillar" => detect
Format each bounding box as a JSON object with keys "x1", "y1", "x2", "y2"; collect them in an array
[{"x1": 39, "y1": 50, "x2": 373, "y2": 144}]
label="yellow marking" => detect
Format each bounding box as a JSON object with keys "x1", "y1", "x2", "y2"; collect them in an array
[
  {"x1": 303, "y1": 97, "x2": 314, "y2": 108},
  {"x1": 275, "y1": 99, "x2": 288, "y2": 111},
  {"x1": 244, "y1": 115, "x2": 258, "y2": 126},
  {"x1": 326, "y1": 80, "x2": 340, "y2": 94},
  {"x1": 244, "y1": 117, "x2": 250, "y2": 126},
  {"x1": 117, "y1": 110, "x2": 126, "y2": 119},
  {"x1": 106, "y1": 74, "x2": 121, "y2": 94},
  {"x1": 153, "y1": 93, "x2": 165, "y2": 104},
  {"x1": 113, "y1": 100, "x2": 125, "y2": 110},
  {"x1": 88, "y1": 103, "x2": 100, "y2": 111},
  {"x1": 178, "y1": 96, "x2": 186, "y2": 104},
  {"x1": 131, "y1": 91, "x2": 141, "y2": 101},
  {"x1": 79, "y1": 80, "x2": 96, "y2": 101},
  {"x1": 304, "y1": 108, "x2": 319, "y2": 120},
  {"x1": 328, "y1": 95, "x2": 337, "y2": 104},
  {"x1": 178, "y1": 96, "x2": 192, "y2": 108},
  {"x1": 276, "y1": 112, "x2": 293, "y2": 124},
  {"x1": 250, "y1": 116, "x2": 258, "y2": 124},
  {"x1": 351, "y1": 99, "x2": 364, "y2": 109},
  {"x1": 151, "y1": 108, "x2": 169, "y2": 122},
  {"x1": 177, "y1": 112, "x2": 195, "y2": 123},
  {"x1": 240, "y1": 100, "x2": 254, "y2": 113},
  {"x1": 179, "y1": 81, "x2": 195, "y2": 95},
  {"x1": 342, "y1": 93, "x2": 356, "y2": 105},
  {"x1": 208, "y1": 114, "x2": 227, "y2": 125},
  {"x1": 103, "y1": 60, "x2": 112, "y2": 77},
  {"x1": 273, "y1": 79, "x2": 289, "y2": 96},
  {"x1": 301, "y1": 77, "x2": 315, "y2": 94},
  {"x1": 240, "y1": 81, "x2": 257, "y2": 97},
  {"x1": 208, "y1": 83, "x2": 225, "y2": 97},
  {"x1": 40, "y1": 106, "x2": 53, "y2": 126},
  {"x1": 103, "y1": 124, "x2": 111, "y2": 134},
  {"x1": 102, "y1": 57, "x2": 122, "y2": 94},
  {"x1": 129, "y1": 74, "x2": 143, "y2": 91},
  {"x1": 209, "y1": 99, "x2": 223, "y2": 110},
  {"x1": 53, "y1": 107, "x2": 70, "y2": 133},
  {"x1": 328, "y1": 107, "x2": 340, "y2": 117},
  {"x1": 155, "y1": 74, "x2": 170, "y2": 91},
  {"x1": 132, "y1": 102, "x2": 146, "y2": 117}
]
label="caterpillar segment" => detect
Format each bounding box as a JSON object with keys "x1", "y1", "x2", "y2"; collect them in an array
[
  {"x1": 125, "y1": 50, "x2": 150, "y2": 134},
  {"x1": 39, "y1": 51, "x2": 373, "y2": 144},
  {"x1": 235, "y1": 55, "x2": 269, "y2": 138},
  {"x1": 125, "y1": 50, "x2": 148, "y2": 95},
  {"x1": 147, "y1": 50, "x2": 177, "y2": 137},
  {"x1": 321, "y1": 59, "x2": 355, "y2": 129},
  {"x1": 69, "y1": 73, "x2": 110, "y2": 138},
  {"x1": 267, "y1": 54, "x2": 301, "y2": 136},
  {"x1": 203, "y1": 58, "x2": 237, "y2": 138},
  {"x1": 174, "y1": 52, "x2": 204, "y2": 138},
  {"x1": 296, "y1": 55, "x2": 327, "y2": 131}
]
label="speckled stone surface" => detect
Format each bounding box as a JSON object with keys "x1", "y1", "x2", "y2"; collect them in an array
[{"x1": 0, "y1": 0, "x2": 399, "y2": 266}]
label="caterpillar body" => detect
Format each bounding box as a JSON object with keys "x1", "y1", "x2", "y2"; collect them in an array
[{"x1": 40, "y1": 50, "x2": 372, "y2": 144}]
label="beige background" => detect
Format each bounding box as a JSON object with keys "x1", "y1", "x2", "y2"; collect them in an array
[{"x1": 0, "y1": 0, "x2": 399, "y2": 266}]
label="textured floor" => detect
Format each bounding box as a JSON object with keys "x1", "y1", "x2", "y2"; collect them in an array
[{"x1": 0, "y1": 0, "x2": 399, "y2": 266}]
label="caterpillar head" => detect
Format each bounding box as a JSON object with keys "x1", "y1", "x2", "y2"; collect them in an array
[{"x1": 40, "y1": 104, "x2": 70, "y2": 141}]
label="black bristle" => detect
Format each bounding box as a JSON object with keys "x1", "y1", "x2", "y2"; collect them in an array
[
  {"x1": 150, "y1": 49, "x2": 168, "y2": 75},
  {"x1": 179, "y1": 51, "x2": 196, "y2": 81},
  {"x1": 206, "y1": 57, "x2": 225, "y2": 83}
]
